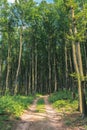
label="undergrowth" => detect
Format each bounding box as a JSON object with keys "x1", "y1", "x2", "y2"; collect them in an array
[
  {"x1": 49, "y1": 90, "x2": 78, "y2": 113},
  {"x1": 36, "y1": 98, "x2": 45, "y2": 113},
  {"x1": 0, "y1": 95, "x2": 34, "y2": 117},
  {"x1": 53, "y1": 100, "x2": 78, "y2": 113},
  {"x1": 48, "y1": 90, "x2": 87, "y2": 129},
  {"x1": 49, "y1": 90, "x2": 73, "y2": 102},
  {"x1": 0, "y1": 95, "x2": 34, "y2": 130}
]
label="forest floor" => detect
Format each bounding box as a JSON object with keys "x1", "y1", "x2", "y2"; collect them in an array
[{"x1": 13, "y1": 96, "x2": 86, "y2": 130}]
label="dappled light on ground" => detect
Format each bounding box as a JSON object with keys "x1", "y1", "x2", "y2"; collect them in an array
[{"x1": 14, "y1": 96, "x2": 86, "y2": 130}]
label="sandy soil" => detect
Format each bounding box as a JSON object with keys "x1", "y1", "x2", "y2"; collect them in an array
[{"x1": 14, "y1": 96, "x2": 86, "y2": 130}]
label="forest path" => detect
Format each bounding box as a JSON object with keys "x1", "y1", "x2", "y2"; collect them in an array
[{"x1": 14, "y1": 96, "x2": 80, "y2": 130}]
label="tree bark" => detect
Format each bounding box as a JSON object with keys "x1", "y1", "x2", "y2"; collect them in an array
[
  {"x1": 5, "y1": 43, "x2": 11, "y2": 93},
  {"x1": 54, "y1": 52, "x2": 57, "y2": 92},
  {"x1": 71, "y1": 6, "x2": 87, "y2": 116},
  {"x1": 48, "y1": 42, "x2": 51, "y2": 93},
  {"x1": 14, "y1": 27, "x2": 23, "y2": 94},
  {"x1": 0, "y1": 60, "x2": 1, "y2": 79},
  {"x1": 28, "y1": 60, "x2": 32, "y2": 94},
  {"x1": 31, "y1": 45, "x2": 35, "y2": 94},
  {"x1": 65, "y1": 44, "x2": 68, "y2": 89},
  {"x1": 35, "y1": 43, "x2": 37, "y2": 93}
]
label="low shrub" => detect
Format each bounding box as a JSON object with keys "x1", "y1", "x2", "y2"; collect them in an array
[{"x1": 0, "y1": 95, "x2": 34, "y2": 117}]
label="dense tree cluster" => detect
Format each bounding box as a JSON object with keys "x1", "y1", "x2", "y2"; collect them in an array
[{"x1": 0, "y1": 0, "x2": 87, "y2": 116}]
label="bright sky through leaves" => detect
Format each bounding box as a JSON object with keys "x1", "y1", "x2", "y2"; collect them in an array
[
  {"x1": 8, "y1": 0, "x2": 53, "y2": 3},
  {"x1": 8, "y1": 0, "x2": 15, "y2": 3}
]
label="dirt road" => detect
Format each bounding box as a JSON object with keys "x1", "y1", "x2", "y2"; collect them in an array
[{"x1": 14, "y1": 96, "x2": 85, "y2": 130}]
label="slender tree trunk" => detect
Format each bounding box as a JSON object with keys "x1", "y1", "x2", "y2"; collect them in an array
[
  {"x1": 48, "y1": 42, "x2": 51, "y2": 93},
  {"x1": 25, "y1": 67, "x2": 28, "y2": 95},
  {"x1": 71, "y1": 6, "x2": 87, "y2": 116},
  {"x1": 28, "y1": 72, "x2": 31, "y2": 94},
  {"x1": 0, "y1": 59, "x2": 1, "y2": 80},
  {"x1": 40, "y1": 70, "x2": 43, "y2": 94},
  {"x1": 6, "y1": 44, "x2": 11, "y2": 93},
  {"x1": 0, "y1": 59, "x2": 2, "y2": 93},
  {"x1": 65, "y1": 44, "x2": 68, "y2": 89},
  {"x1": 71, "y1": 42, "x2": 79, "y2": 74},
  {"x1": 76, "y1": 43, "x2": 87, "y2": 116},
  {"x1": 14, "y1": 27, "x2": 23, "y2": 94},
  {"x1": 32, "y1": 45, "x2": 35, "y2": 94},
  {"x1": 28, "y1": 60, "x2": 32, "y2": 94},
  {"x1": 83, "y1": 44, "x2": 87, "y2": 76},
  {"x1": 35, "y1": 43, "x2": 37, "y2": 93},
  {"x1": 54, "y1": 52, "x2": 57, "y2": 92},
  {"x1": 69, "y1": 50, "x2": 74, "y2": 91},
  {"x1": 71, "y1": 37, "x2": 86, "y2": 116}
]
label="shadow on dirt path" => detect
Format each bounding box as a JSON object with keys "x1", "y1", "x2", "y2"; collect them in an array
[{"x1": 13, "y1": 96, "x2": 85, "y2": 130}]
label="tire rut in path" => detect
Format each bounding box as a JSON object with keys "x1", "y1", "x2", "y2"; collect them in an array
[
  {"x1": 44, "y1": 96, "x2": 66, "y2": 130},
  {"x1": 15, "y1": 98, "x2": 39, "y2": 130}
]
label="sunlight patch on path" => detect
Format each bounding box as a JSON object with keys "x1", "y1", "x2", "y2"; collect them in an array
[
  {"x1": 15, "y1": 98, "x2": 47, "y2": 130},
  {"x1": 21, "y1": 98, "x2": 46, "y2": 122},
  {"x1": 44, "y1": 96, "x2": 65, "y2": 130}
]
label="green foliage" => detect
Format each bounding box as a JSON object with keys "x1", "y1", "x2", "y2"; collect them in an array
[
  {"x1": 70, "y1": 72, "x2": 87, "y2": 81},
  {"x1": 49, "y1": 90, "x2": 72, "y2": 103},
  {"x1": 53, "y1": 100, "x2": 78, "y2": 113},
  {"x1": 37, "y1": 98, "x2": 44, "y2": 105},
  {"x1": 36, "y1": 93, "x2": 43, "y2": 97},
  {"x1": 0, "y1": 119, "x2": 13, "y2": 130},
  {"x1": 0, "y1": 95, "x2": 34, "y2": 117},
  {"x1": 36, "y1": 98, "x2": 45, "y2": 113},
  {"x1": 65, "y1": 119, "x2": 72, "y2": 126},
  {"x1": 85, "y1": 125, "x2": 87, "y2": 129},
  {"x1": 49, "y1": 91, "x2": 78, "y2": 113},
  {"x1": 0, "y1": 95, "x2": 34, "y2": 130}
]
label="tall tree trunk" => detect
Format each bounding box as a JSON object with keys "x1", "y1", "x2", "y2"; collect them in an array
[
  {"x1": 35, "y1": 43, "x2": 37, "y2": 93},
  {"x1": 65, "y1": 44, "x2": 68, "y2": 89},
  {"x1": 31, "y1": 45, "x2": 35, "y2": 94},
  {"x1": 0, "y1": 59, "x2": 2, "y2": 94},
  {"x1": 54, "y1": 52, "x2": 57, "y2": 92},
  {"x1": 25, "y1": 67, "x2": 28, "y2": 95},
  {"x1": 83, "y1": 44, "x2": 87, "y2": 76},
  {"x1": 28, "y1": 60, "x2": 32, "y2": 94},
  {"x1": 48, "y1": 42, "x2": 51, "y2": 93},
  {"x1": 14, "y1": 27, "x2": 23, "y2": 94},
  {"x1": 71, "y1": 6, "x2": 87, "y2": 116},
  {"x1": 39, "y1": 69, "x2": 43, "y2": 94},
  {"x1": 69, "y1": 50, "x2": 74, "y2": 91},
  {"x1": 5, "y1": 43, "x2": 11, "y2": 93}
]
